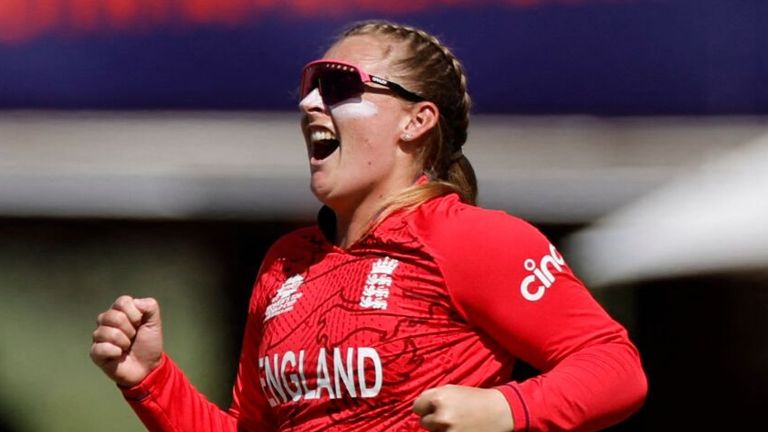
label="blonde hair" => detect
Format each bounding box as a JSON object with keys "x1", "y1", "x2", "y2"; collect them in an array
[{"x1": 339, "y1": 20, "x2": 478, "y2": 223}]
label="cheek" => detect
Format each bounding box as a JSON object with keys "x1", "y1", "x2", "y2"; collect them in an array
[{"x1": 330, "y1": 100, "x2": 379, "y2": 120}]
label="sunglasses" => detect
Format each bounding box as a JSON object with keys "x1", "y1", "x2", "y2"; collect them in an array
[{"x1": 300, "y1": 59, "x2": 426, "y2": 106}]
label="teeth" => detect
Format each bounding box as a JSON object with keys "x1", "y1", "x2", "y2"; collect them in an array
[{"x1": 310, "y1": 129, "x2": 336, "y2": 143}]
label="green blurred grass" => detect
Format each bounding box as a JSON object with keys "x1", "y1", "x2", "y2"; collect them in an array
[{"x1": 0, "y1": 226, "x2": 234, "y2": 431}]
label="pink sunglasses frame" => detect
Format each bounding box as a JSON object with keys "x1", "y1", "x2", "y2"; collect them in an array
[{"x1": 300, "y1": 59, "x2": 425, "y2": 105}]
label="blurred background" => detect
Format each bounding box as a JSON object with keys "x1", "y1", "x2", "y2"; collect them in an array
[{"x1": 1, "y1": 0, "x2": 766, "y2": 430}]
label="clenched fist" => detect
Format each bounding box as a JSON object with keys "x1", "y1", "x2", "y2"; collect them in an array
[
  {"x1": 413, "y1": 384, "x2": 514, "y2": 432},
  {"x1": 90, "y1": 295, "x2": 164, "y2": 387}
]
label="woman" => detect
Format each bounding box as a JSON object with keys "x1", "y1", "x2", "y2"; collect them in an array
[{"x1": 90, "y1": 20, "x2": 647, "y2": 431}]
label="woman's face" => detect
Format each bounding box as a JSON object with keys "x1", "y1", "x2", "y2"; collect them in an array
[{"x1": 299, "y1": 35, "x2": 416, "y2": 213}]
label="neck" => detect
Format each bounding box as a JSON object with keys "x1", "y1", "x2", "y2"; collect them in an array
[
  {"x1": 325, "y1": 156, "x2": 423, "y2": 248},
  {"x1": 332, "y1": 191, "x2": 386, "y2": 249},
  {"x1": 331, "y1": 170, "x2": 421, "y2": 248}
]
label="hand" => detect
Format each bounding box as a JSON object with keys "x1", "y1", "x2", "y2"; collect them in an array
[
  {"x1": 413, "y1": 385, "x2": 514, "y2": 432},
  {"x1": 90, "y1": 295, "x2": 164, "y2": 387}
]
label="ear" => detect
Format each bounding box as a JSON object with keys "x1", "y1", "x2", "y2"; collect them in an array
[{"x1": 400, "y1": 101, "x2": 439, "y2": 142}]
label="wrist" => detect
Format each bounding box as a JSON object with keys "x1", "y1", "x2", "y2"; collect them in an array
[
  {"x1": 119, "y1": 353, "x2": 169, "y2": 397},
  {"x1": 494, "y1": 383, "x2": 528, "y2": 432},
  {"x1": 489, "y1": 388, "x2": 515, "y2": 431}
]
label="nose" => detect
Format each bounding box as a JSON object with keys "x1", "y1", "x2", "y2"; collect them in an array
[{"x1": 299, "y1": 88, "x2": 325, "y2": 114}]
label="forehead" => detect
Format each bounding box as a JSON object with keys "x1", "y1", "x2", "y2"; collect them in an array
[{"x1": 323, "y1": 35, "x2": 399, "y2": 78}]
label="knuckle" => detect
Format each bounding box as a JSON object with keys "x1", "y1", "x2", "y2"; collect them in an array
[
  {"x1": 98, "y1": 310, "x2": 116, "y2": 325},
  {"x1": 109, "y1": 326, "x2": 128, "y2": 340},
  {"x1": 96, "y1": 325, "x2": 125, "y2": 343},
  {"x1": 105, "y1": 309, "x2": 131, "y2": 327},
  {"x1": 145, "y1": 297, "x2": 159, "y2": 309},
  {"x1": 113, "y1": 310, "x2": 129, "y2": 325},
  {"x1": 90, "y1": 343, "x2": 106, "y2": 359},
  {"x1": 93, "y1": 341, "x2": 121, "y2": 358},
  {"x1": 113, "y1": 295, "x2": 133, "y2": 308},
  {"x1": 435, "y1": 412, "x2": 452, "y2": 424},
  {"x1": 92, "y1": 327, "x2": 107, "y2": 342}
]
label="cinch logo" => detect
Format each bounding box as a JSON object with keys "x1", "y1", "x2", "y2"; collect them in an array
[
  {"x1": 264, "y1": 274, "x2": 304, "y2": 322},
  {"x1": 519, "y1": 244, "x2": 566, "y2": 302}
]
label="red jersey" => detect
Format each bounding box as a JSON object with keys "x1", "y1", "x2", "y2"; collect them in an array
[{"x1": 122, "y1": 193, "x2": 647, "y2": 431}]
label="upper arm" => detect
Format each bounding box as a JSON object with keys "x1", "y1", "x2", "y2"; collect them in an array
[{"x1": 429, "y1": 210, "x2": 630, "y2": 371}]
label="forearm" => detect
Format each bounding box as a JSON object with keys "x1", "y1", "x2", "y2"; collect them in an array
[
  {"x1": 121, "y1": 354, "x2": 239, "y2": 432},
  {"x1": 497, "y1": 340, "x2": 647, "y2": 432}
]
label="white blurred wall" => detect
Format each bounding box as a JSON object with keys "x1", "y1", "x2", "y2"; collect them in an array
[{"x1": 2, "y1": 111, "x2": 761, "y2": 222}]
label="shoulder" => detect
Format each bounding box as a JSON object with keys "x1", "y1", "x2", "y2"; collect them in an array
[
  {"x1": 406, "y1": 194, "x2": 573, "y2": 325},
  {"x1": 406, "y1": 194, "x2": 565, "y2": 298},
  {"x1": 261, "y1": 226, "x2": 326, "y2": 267},
  {"x1": 251, "y1": 225, "x2": 325, "y2": 309},
  {"x1": 270, "y1": 226, "x2": 323, "y2": 250},
  {"x1": 408, "y1": 194, "x2": 548, "y2": 252}
]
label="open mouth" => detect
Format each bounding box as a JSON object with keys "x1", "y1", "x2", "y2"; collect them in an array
[
  {"x1": 310, "y1": 129, "x2": 340, "y2": 160},
  {"x1": 312, "y1": 138, "x2": 340, "y2": 160}
]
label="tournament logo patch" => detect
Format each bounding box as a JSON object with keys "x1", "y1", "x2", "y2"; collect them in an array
[{"x1": 264, "y1": 274, "x2": 304, "y2": 321}]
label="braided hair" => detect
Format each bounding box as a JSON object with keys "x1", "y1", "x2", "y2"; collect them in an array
[{"x1": 340, "y1": 20, "x2": 478, "y2": 209}]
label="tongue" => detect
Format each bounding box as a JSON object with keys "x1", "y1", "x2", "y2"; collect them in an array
[{"x1": 312, "y1": 139, "x2": 340, "y2": 160}]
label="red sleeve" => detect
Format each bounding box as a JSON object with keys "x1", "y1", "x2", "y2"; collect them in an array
[
  {"x1": 120, "y1": 249, "x2": 282, "y2": 432},
  {"x1": 416, "y1": 201, "x2": 647, "y2": 431},
  {"x1": 120, "y1": 323, "x2": 275, "y2": 431},
  {"x1": 120, "y1": 353, "x2": 240, "y2": 431}
]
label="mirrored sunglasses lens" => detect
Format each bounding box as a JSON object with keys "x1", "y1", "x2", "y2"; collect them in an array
[
  {"x1": 318, "y1": 68, "x2": 363, "y2": 106},
  {"x1": 301, "y1": 66, "x2": 323, "y2": 98}
]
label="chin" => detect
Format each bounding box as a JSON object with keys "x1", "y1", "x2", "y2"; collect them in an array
[
  {"x1": 310, "y1": 181, "x2": 331, "y2": 203},
  {"x1": 311, "y1": 184, "x2": 349, "y2": 211}
]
